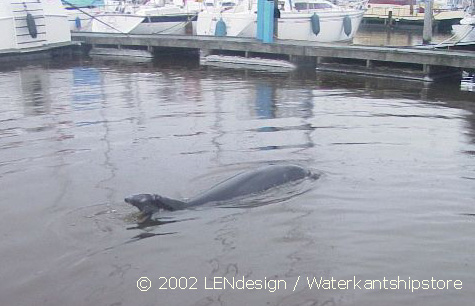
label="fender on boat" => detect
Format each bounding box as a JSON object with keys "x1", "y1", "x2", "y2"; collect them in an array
[
  {"x1": 343, "y1": 15, "x2": 352, "y2": 37},
  {"x1": 75, "y1": 16, "x2": 82, "y2": 30},
  {"x1": 311, "y1": 13, "x2": 320, "y2": 36},
  {"x1": 215, "y1": 18, "x2": 227, "y2": 37},
  {"x1": 26, "y1": 13, "x2": 38, "y2": 39}
]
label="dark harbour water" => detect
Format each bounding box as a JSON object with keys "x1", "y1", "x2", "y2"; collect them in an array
[{"x1": 0, "y1": 54, "x2": 474, "y2": 306}]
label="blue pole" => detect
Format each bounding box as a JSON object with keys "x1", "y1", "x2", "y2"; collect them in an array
[
  {"x1": 263, "y1": 0, "x2": 274, "y2": 43},
  {"x1": 257, "y1": 0, "x2": 265, "y2": 40}
]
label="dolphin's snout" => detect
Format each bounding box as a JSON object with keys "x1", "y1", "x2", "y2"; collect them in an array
[
  {"x1": 124, "y1": 194, "x2": 158, "y2": 213},
  {"x1": 124, "y1": 197, "x2": 132, "y2": 204},
  {"x1": 124, "y1": 195, "x2": 144, "y2": 208}
]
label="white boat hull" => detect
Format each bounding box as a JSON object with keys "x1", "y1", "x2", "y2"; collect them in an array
[
  {"x1": 452, "y1": 24, "x2": 475, "y2": 43},
  {"x1": 65, "y1": 7, "x2": 98, "y2": 31},
  {"x1": 90, "y1": 12, "x2": 196, "y2": 34},
  {"x1": 0, "y1": 0, "x2": 71, "y2": 54},
  {"x1": 197, "y1": 11, "x2": 256, "y2": 37},
  {"x1": 197, "y1": 9, "x2": 365, "y2": 42},
  {"x1": 452, "y1": 14, "x2": 475, "y2": 43},
  {"x1": 278, "y1": 11, "x2": 364, "y2": 42}
]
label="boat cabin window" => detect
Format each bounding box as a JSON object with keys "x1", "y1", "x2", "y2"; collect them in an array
[
  {"x1": 295, "y1": 2, "x2": 334, "y2": 10},
  {"x1": 295, "y1": 3, "x2": 308, "y2": 10},
  {"x1": 311, "y1": 3, "x2": 333, "y2": 9},
  {"x1": 221, "y1": 1, "x2": 236, "y2": 6}
]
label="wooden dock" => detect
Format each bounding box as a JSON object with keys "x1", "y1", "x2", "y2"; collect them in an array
[{"x1": 71, "y1": 32, "x2": 475, "y2": 81}]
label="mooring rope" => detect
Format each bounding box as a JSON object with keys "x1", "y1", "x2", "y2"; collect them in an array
[
  {"x1": 433, "y1": 25, "x2": 474, "y2": 48},
  {"x1": 62, "y1": 0, "x2": 128, "y2": 34},
  {"x1": 150, "y1": 12, "x2": 199, "y2": 35}
]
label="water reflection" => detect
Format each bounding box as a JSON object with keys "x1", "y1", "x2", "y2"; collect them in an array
[
  {"x1": 129, "y1": 232, "x2": 175, "y2": 240},
  {"x1": 461, "y1": 72, "x2": 475, "y2": 93},
  {"x1": 255, "y1": 83, "x2": 275, "y2": 119},
  {"x1": 201, "y1": 67, "x2": 319, "y2": 163},
  {"x1": 20, "y1": 69, "x2": 51, "y2": 116},
  {"x1": 310, "y1": 71, "x2": 475, "y2": 147},
  {"x1": 71, "y1": 67, "x2": 102, "y2": 110},
  {"x1": 1, "y1": 58, "x2": 474, "y2": 306},
  {"x1": 17, "y1": 58, "x2": 474, "y2": 159}
]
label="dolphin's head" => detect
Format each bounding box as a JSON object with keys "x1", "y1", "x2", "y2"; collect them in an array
[
  {"x1": 124, "y1": 194, "x2": 165, "y2": 222},
  {"x1": 124, "y1": 193, "x2": 185, "y2": 223},
  {"x1": 125, "y1": 194, "x2": 187, "y2": 223}
]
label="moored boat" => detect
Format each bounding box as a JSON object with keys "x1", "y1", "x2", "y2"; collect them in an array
[
  {"x1": 196, "y1": 0, "x2": 367, "y2": 42},
  {"x1": 61, "y1": 0, "x2": 105, "y2": 31},
  {"x1": 452, "y1": 1, "x2": 475, "y2": 43},
  {"x1": 88, "y1": 0, "x2": 201, "y2": 34},
  {"x1": 0, "y1": 0, "x2": 71, "y2": 59},
  {"x1": 364, "y1": 0, "x2": 466, "y2": 31}
]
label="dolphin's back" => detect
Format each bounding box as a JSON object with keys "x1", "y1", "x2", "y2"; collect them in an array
[{"x1": 187, "y1": 164, "x2": 312, "y2": 206}]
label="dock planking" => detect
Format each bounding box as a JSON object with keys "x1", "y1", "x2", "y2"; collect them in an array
[{"x1": 71, "y1": 32, "x2": 475, "y2": 80}]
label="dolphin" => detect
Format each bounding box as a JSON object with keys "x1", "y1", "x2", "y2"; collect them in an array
[{"x1": 125, "y1": 164, "x2": 317, "y2": 222}]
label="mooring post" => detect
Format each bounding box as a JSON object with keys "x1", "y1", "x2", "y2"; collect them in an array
[
  {"x1": 366, "y1": 60, "x2": 373, "y2": 68},
  {"x1": 257, "y1": 0, "x2": 265, "y2": 40},
  {"x1": 387, "y1": 11, "x2": 393, "y2": 27},
  {"x1": 423, "y1": 0, "x2": 433, "y2": 44},
  {"x1": 274, "y1": 0, "x2": 279, "y2": 38},
  {"x1": 423, "y1": 64, "x2": 431, "y2": 76},
  {"x1": 263, "y1": 0, "x2": 275, "y2": 43}
]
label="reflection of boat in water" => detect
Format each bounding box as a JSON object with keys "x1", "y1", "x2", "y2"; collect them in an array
[
  {"x1": 460, "y1": 71, "x2": 475, "y2": 91},
  {"x1": 197, "y1": 0, "x2": 366, "y2": 42},
  {"x1": 0, "y1": 0, "x2": 71, "y2": 60},
  {"x1": 452, "y1": 1, "x2": 475, "y2": 42},
  {"x1": 88, "y1": 0, "x2": 201, "y2": 34},
  {"x1": 19, "y1": 68, "x2": 51, "y2": 116}
]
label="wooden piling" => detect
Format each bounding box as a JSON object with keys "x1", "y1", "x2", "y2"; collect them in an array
[{"x1": 423, "y1": 0, "x2": 433, "y2": 44}]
